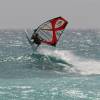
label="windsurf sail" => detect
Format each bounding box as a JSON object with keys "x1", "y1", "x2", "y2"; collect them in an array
[{"x1": 34, "y1": 16, "x2": 68, "y2": 46}]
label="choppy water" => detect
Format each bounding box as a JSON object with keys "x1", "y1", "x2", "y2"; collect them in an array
[{"x1": 0, "y1": 29, "x2": 100, "y2": 100}]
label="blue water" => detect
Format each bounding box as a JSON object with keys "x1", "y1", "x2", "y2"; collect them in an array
[{"x1": 0, "y1": 29, "x2": 100, "y2": 100}]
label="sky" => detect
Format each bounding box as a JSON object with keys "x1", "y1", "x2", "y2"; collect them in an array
[{"x1": 0, "y1": 0, "x2": 100, "y2": 29}]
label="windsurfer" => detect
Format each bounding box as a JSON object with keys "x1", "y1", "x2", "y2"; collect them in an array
[
  {"x1": 31, "y1": 30, "x2": 43, "y2": 47},
  {"x1": 30, "y1": 17, "x2": 68, "y2": 48}
]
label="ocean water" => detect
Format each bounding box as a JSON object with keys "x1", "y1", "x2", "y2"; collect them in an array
[{"x1": 0, "y1": 29, "x2": 100, "y2": 100}]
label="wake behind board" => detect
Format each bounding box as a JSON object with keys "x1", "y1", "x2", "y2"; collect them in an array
[{"x1": 24, "y1": 31, "x2": 38, "y2": 51}]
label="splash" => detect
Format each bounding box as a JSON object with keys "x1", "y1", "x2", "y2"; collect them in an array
[{"x1": 38, "y1": 48, "x2": 100, "y2": 75}]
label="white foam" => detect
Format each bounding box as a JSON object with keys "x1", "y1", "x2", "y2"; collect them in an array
[
  {"x1": 38, "y1": 48, "x2": 100, "y2": 75},
  {"x1": 63, "y1": 89, "x2": 87, "y2": 99},
  {"x1": 76, "y1": 32, "x2": 81, "y2": 36}
]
